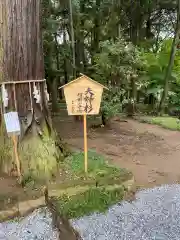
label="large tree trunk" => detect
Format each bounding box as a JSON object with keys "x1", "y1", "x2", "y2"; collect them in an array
[{"x1": 0, "y1": 0, "x2": 64, "y2": 181}]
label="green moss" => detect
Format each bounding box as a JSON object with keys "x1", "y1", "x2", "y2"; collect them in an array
[
  {"x1": 137, "y1": 116, "x2": 180, "y2": 131},
  {"x1": 0, "y1": 117, "x2": 65, "y2": 181},
  {"x1": 151, "y1": 117, "x2": 180, "y2": 130},
  {"x1": 20, "y1": 135, "x2": 58, "y2": 181},
  {"x1": 55, "y1": 186, "x2": 125, "y2": 218},
  {"x1": 51, "y1": 151, "x2": 133, "y2": 218},
  {"x1": 63, "y1": 150, "x2": 131, "y2": 181},
  {"x1": 0, "y1": 123, "x2": 14, "y2": 173}
]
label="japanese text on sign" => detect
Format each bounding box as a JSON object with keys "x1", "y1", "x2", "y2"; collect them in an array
[{"x1": 72, "y1": 87, "x2": 95, "y2": 114}]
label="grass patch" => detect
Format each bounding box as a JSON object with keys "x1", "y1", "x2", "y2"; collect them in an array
[
  {"x1": 137, "y1": 116, "x2": 180, "y2": 131},
  {"x1": 61, "y1": 150, "x2": 132, "y2": 183},
  {"x1": 52, "y1": 150, "x2": 133, "y2": 218},
  {"x1": 54, "y1": 186, "x2": 125, "y2": 218}
]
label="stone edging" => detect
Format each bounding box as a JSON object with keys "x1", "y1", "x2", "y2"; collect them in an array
[{"x1": 0, "y1": 176, "x2": 135, "y2": 222}]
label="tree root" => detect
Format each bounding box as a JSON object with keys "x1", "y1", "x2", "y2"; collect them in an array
[{"x1": 44, "y1": 186, "x2": 82, "y2": 240}]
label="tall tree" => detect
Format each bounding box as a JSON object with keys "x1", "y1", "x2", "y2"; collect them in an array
[
  {"x1": 69, "y1": 0, "x2": 76, "y2": 77},
  {"x1": 159, "y1": 0, "x2": 180, "y2": 113},
  {"x1": 0, "y1": 0, "x2": 64, "y2": 179}
]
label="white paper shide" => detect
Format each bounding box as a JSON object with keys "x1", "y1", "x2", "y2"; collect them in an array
[
  {"x1": 33, "y1": 84, "x2": 41, "y2": 103},
  {"x1": 2, "y1": 84, "x2": 9, "y2": 108}
]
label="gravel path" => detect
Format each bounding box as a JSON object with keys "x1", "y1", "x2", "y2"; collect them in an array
[
  {"x1": 1, "y1": 185, "x2": 180, "y2": 239},
  {"x1": 0, "y1": 208, "x2": 59, "y2": 240},
  {"x1": 71, "y1": 184, "x2": 180, "y2": 240}
]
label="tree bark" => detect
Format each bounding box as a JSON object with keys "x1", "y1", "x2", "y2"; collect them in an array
[
  {"x1": 63, "y1": 30, "x2": 68, "y2": 85},
  {"x1": 158, "y1": 0, "x2": 180, "y2": 114},
  {"x1": 51, "y1": 79, "x2": 58, "y2": 112},
  {"x1": 0, "y1": 0, "x2": 64, "y2": 180},
  {"x1": 51, "y1": 34, "x2": 59, "y2": 111},
  {"x1": 68, "y1": 0, "x2": 76, "y2": 78},
  {"x1": 130, "y1": 78, "x2": 137, "y2": 101},
  {"x1": 92, "y1": 0, "x2": 101, "y2": 57}
]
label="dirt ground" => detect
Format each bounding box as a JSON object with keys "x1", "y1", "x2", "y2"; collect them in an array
[
  {"x1": 53, "y1": 115, "x2": 180, "y2": 189},
  {"x1": 1, "y1": 115, "x2": 180, "y2": 209}
]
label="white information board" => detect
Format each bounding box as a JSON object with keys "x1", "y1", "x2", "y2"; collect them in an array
[{"x1": 4, "y1": 112, "x2": 21, "y2": 136}]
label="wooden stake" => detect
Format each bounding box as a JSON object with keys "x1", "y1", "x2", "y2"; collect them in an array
[
  {"x1": 13, "y1": 83, "x2": 17, "y2": 111},
  {"x1": 29, "y1": 82, "x2": 33, "y2": 113},
  {"x1": 83, "y1": 114, "x2": 88, "y2": 173},
  {"x1": 0, "y1": 79, "x2": 46, "y2": 85},
  {"x1": 12, "y1": 135, "x2": 22, "y2": 183}
]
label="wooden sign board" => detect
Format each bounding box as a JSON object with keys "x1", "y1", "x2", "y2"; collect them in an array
[
  {"x1": 4, "y1": 112, "x2": 21, "y2": 136},
  {"x1": 59, "y1": 75, "x2": 108, "y2": 115},
  {"x1": 4, "y1": 112, "x2": 22, "y2": 182}
]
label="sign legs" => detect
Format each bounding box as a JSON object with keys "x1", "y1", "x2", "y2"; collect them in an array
[
  {"x1": 12, "y1": 135, "x2": 22, "y2": 183},
  {"x1": 83, "y1": 114, "x2": 88, "y2": 173}
]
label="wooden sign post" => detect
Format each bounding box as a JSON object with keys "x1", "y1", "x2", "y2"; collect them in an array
[
  {"x1": 4, "y1": 112, "x2": 22, "y2": 183},
  {"x1": 59, "y1": 74, "x2": 108, "y2": 173},
  {"x1": 12, "y1": 134, "x2": 22, "y2": 183},
  {"x1": 83, "y1": 113, "x2": 88, "y2": 173}
]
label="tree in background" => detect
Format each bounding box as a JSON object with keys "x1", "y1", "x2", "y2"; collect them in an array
[
  {"x1": 159, "y1": 0, "x2": 180, "y2": 113},
  {"x1": 41, "y1": 0, "x2": 180, "y2": 119}
]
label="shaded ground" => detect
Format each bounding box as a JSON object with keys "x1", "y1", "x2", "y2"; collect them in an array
[
  {"x1": 0, "y1": 112, "x2": 180, "y2": 240},
  {"x1": 0, "y1": 174, "x2": 44, "y2": 211},
  {"x1": 0, "y1": 113, "x2": 180, "y2": 210},
  {"x1": 53, "y1": 114, "x2": 180, "y2": 189},
  {"x1": 0, "y1": 113, "x2": 180, "y2": 239}
]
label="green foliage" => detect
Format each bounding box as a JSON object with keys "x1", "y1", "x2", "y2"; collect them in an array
[
  {"x1": 41, "y1": 0, "x2": 179, "y2": 115},
  {"x1": 53, "y1": 150, "x2": 132, "y2": 218},
  {"x1": 56, "y1": 186, "x2": 125, "y2": 218},
  {"x1": 138, "y1": 116, "x2": 180, "y2": 131},
  {"x1": 65, "y1": 150, "x2": 126, "y2": 179},
  {"x1": 57, "y1": 151, "x2": 132, "y2": 194},
  {"x1": 101, "y1": 102, "x2": 122, "y2": 121},
  {"x1": 168, "y1": 90, "x2": 180, "y2": 106},
  {"x1": 138, "y1": 38, "x2": 180, "y2": 110},
  {"x1": 101, "y1": 86, "x2": 124, "y2": 122},
  {"x1": 151, "y1": 117, "x2": 180, "y2": 130},
  {"x1": 135, "y1": 103, "x2": 152, "y2": 114},
  {"x1": 91, "y1": 38, "x2": 143, "y2": 121},
  {"x1": 93, "y1": 38, "x2": 142, "y2": 86}
]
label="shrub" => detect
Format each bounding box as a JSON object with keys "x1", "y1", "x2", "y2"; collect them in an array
[
  {"x1": 101, "y1": 86, "x2": 123, "y2": 125},
  {"x1": 135, "y1": 103, "x2": 154, "y2": 114}
]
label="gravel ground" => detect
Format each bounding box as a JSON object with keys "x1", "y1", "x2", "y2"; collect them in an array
[
  {"x1": 71, "y1": 184, "x2": 180, "y2": 240},
  {"x1": 0, "y1": 208, "x2": 59, "y2": 240},
  {"x1": 1, "y1": 185, "x2": 180, "y2": 239}
]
